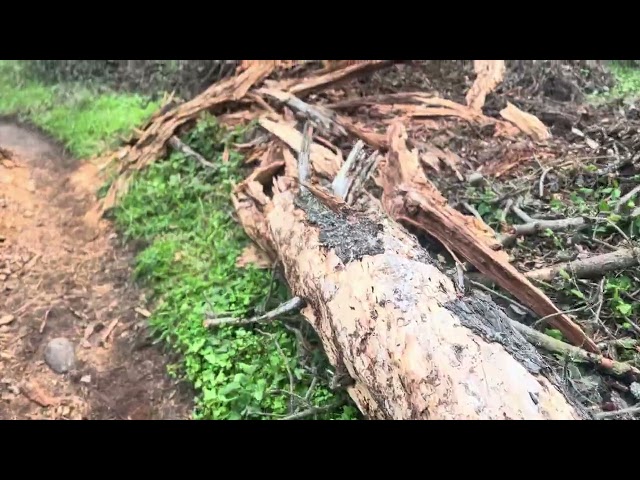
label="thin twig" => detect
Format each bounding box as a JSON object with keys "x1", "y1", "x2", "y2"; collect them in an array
[
  {"x1": 615, "y1": 184, "x2": 640, "y2": 213},
  {"x1": 168, "y1": 135, "x2": 216, "y2": 168},
  {"x1": 204, "y1": 297, "x2": 305, "y2": 328},
  {"x1": 532, "y1": 304, "x2": 591, "y2": 329},
  {"x1": 539, "y1": 167, "x2": 553, "y2": 198},
  {"x1": 469, "y1": 280, "x2": 535, "y2": 317},
  {"x1": 462, "y1": 202, "x2": 483, "y2": 222},
  {"x1": 298, "y1": 122, "x2": 313, "y2": 187},
  {"x1": 593, "y1": 277, "x2": 614, "y2": 339},
  {"x1": 274, "y1": 338, "x2": 296, "y2": 414}
]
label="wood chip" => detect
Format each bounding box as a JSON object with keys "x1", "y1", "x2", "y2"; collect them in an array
[
  {"x1": 21, "y1": 382, "x2": 57, "y2": 407},
  {"x1": 99, "y1": 319, "x2": 119, "y2": 345},
  {"x1": 0, "y1": 314, "x2": 15, "y2": 326},
  {"x1": 134, "y1": 307, "x2": 152, "y2": 318},
  {"x1": 500, "y1": 102, "x2": 551, "y2": 142}
]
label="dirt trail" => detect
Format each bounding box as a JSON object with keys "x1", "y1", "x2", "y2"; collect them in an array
[{"x1": 0, "y1": 120, "x2": 192, "y2": 419}]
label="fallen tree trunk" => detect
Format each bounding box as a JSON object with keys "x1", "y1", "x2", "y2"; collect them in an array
[{"x1": 232, "y1": 124, "x2": 589, "y2": 420}]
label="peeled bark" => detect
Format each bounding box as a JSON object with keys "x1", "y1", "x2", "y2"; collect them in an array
[{"x1": 232, "y1": 127, "x2": 588, "y2": 420}]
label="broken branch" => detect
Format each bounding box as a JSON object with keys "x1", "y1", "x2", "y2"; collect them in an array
[
  {"x1": 203, "y1": 297, "x2": 305, "y2": 328},
  {"x1": 526, "y1": 248, "x2": 640, "y2": 282}
]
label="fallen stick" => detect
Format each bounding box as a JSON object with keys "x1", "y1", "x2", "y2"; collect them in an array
[
  {"x1": 510, "y1": 320, "x2": 640, "y2": 379},
  {"x1": 232, "y1": 123, "x2": 589, "y2": 419},
  {"x1": 526, "y1": 248, "x2": 640, "y2": 282},
  {"x1": 203, "y1": 297, "x2": 305, "y2": 328},
  {"x1": 500, "y1": 216, "x2": 587, "y2": 246},
  {"x1": 379, "y1": 122, "x2": 598, "y2": 353},
  {"x1": 594, "y1": 403, "x2": 640, "y2": 419},
  {"x1": 168, "y1": 136, "x2": 215, "y2": 168}
]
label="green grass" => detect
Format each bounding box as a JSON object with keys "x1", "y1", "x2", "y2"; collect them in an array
[
  {"x1": 0, "y1": 61, "x2": 159, "y2": 157},
  {"x1": 114, "y1": 115, "x2": 358, "y2": 420},
  {"x1": 587, "y1": 61, "x2": 640, "y2": 104}
]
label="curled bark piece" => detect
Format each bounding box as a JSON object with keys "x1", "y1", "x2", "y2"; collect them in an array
[
  {"x1": 380, "y1": 121, "x2": 597, "y2": 353},
  {"x1": 232, "y1": 124, "x2": 588, "y2": 420}
]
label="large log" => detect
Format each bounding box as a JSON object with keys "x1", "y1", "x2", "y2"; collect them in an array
[{"x1": 232, "y1": 124, "x2": 589, "y2": 420}]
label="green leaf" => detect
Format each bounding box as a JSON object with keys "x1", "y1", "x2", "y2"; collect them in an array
[
  {"x1": 607, "y1": 213, "x2": 622, "y2": 223},
  {"x1": 558, "y1": 269, "x2": 571, "y2": 280},
  {"x1": 570, "y1": 289, "x2": 585, "y2": 299},
  {"x1": 545, "y1": 329, "x2": 564, "y2": 341},
  {"x1": 617, "y1": 303, "x2": 633, "y2": 315}
]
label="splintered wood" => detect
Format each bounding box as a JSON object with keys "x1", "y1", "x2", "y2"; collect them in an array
[
  {"x1": 466, "y1": 60, "x2": 506, "y2": 112},
  {"x1": 98, "y1": 61, "x2": 277, "y2": 214}
]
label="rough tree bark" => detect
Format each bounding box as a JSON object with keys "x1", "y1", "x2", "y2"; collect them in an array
[{"x1": 232, "y1": 124, "x2": 589, "y2": 420}]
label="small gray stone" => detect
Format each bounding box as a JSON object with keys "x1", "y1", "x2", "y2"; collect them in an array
[{"x1": 44, "y1": 337, "x2": 76, "y2": 374}]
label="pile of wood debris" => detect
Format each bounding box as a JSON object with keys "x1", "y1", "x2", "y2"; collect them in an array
[{"x1": 95, "y1": 60, "x2": 640, "y2": 420}]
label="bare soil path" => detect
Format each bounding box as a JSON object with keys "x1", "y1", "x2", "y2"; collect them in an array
[{"x1": 0, "y1": 120, "x2": 192, "y2": 419}]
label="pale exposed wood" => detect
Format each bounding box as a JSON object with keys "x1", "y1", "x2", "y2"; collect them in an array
[
  {"x1": 500, "y1": 102, "x2": 551, "y2": 142},
  {"x1": 231, "y1": 123, "x2": 588, "y2": 420},
  {"x1": 379, "y1": 121, "x2": 597, "y2": 353},
  {"x1": 466, "y1": 60, "x2": 506, "y2": 112},
  {"x1": 258, "y1": 118, "x2": 342, "y2": 180}
]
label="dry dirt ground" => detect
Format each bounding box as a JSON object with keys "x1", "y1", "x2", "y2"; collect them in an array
[{"x1": 0, "y1": 120, "x2": 193, "y2": 420}]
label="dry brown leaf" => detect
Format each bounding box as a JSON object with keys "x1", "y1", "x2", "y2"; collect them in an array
[
  {"x1": 237, "y1": 244, "x2": 272, "y2": 269},
  {"x1": 466, "y1": 60, "x2": 506, "y2": 112},
  {"x1": 500, "y1": 102, "x2": 551, "y2": 142}
]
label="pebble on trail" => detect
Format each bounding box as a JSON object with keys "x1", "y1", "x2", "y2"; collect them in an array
[{"x1": 44, "y1": 337, "x2": 76, "y2": 374}]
